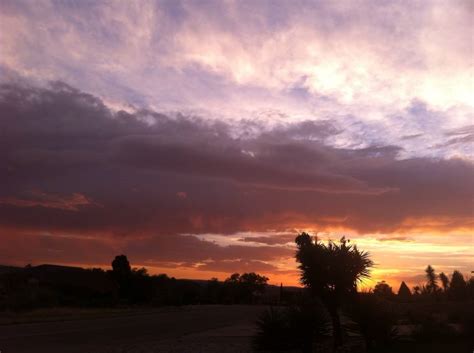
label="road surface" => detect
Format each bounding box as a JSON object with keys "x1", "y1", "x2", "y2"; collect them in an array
[{"x1": 0, "y1": 305, "x2": 266, "y2": 353}]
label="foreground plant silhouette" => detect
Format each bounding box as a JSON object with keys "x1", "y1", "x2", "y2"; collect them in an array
[
  {"x1": 345, "y1": 294, "x2": 398, "y2": 351},
  {"x1": 295, "y1": 233, "x2": 373, "y2": 350},
  {"x1": 254, "y1": 300, "x2": 331, "y2": 353}
]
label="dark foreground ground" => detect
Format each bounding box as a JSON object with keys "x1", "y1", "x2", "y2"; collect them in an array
[
  {"x1": 1, "y1": 306, "x2": 471, "y2": 353},
  {"x1": 0, "y1": 305, "x2": 265, "y2": 353}
]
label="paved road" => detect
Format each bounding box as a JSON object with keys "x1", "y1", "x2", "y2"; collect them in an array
[{"x1": 0, "y1": 305, "x2": 266, "y2": 353}]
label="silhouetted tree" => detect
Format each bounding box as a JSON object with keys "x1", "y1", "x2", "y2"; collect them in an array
[
  {"x1": 449, "y1": 270, "x2": 467, "y2": 300},
  {"x1": 224, "y1": 272, "x2": 269, "y2": 304},
  {"x1": 240, "y1": 272, "x2": 268, "y2": 295},
  {"x1": 110, "y1": 255, "x2": 156, "y2": 303},
  {"x1": 112, "y1": 255, "x2": 131, "y2": 277},
  {"x1": 205, "y1": 278, "x2": 222, "y2": 304},
  {"x1": 129, "y1": 267, "x2": 154, "y2": 303},
  {"x1": 226, "y1": 272, "x2": 240, "y2": 284},
  {"x1": 425, "y1": 265, "x2": 438, "y2": 294},
  {"x1": 439, "y1": 272, "x2": 449, "y2": 292},
  {"x1": 111, "y1": 255, "x2": 132, "y2": 300},
  {"x1": 413, "y1": 285, "x2": 421, "y2": 296},
  {"x1": 373, "y1": 281, "x2": 393, "y2": 298},
  {"x1": 346, "y1": 294, "x2": 398, "y2": 350},
  {"x1": 279, "y1": 282, "x2": 284, "y2": 304},
  {"x1": 467, "y1": 277, "x2": 474, "y2": 300},
  {"x1": 397, "y1": 281, "x2": 411, "y2": 300},
  {"x1": 295, "y1": 233, "x2": 373, "y2": 350},
  {"x1": 224, "y1": 273, "x2": 242, "y2": 303}
]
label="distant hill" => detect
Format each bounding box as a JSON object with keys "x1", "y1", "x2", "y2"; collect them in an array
[
  {"x1": 0, "y1": 265, "x2": 23, "y2": 275},
  {"x1": 0, "y1": 263, "x2": 117, "y2": 293}
]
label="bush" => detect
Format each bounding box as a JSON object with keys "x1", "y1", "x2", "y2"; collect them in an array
[
  {"x1": 254, "y1": 301, "x2": 331, "y2": 353},
  {"x1": 345, "y1": 294, "x2": 398, "y2": 351},
  {"x1": 453, "y1": 305, "x2": 474, "y2": 342},
  {"x1": 412, "y1": 314, "x2": 457, "y2": 342}
]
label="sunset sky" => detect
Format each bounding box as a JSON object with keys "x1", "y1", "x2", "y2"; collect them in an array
[{"x1": 0, "y1": 0, "x2": 472, "y2": 289}]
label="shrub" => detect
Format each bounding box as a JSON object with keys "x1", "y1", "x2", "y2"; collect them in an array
[
  {"x1": 412, "y1": 314, "x2": 457, "y2": 342},
  {"x1": 345, "y1": 294, "x2": 398, "y2": 351},
  {"x1": 254, "y1": 301, "x2": 331, "y2": 353}
]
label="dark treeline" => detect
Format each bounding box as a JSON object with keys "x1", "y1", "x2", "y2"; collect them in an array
[
  {"x1": 254, "y1": 233, "x2": 474, "y2": 353},
  {"x1": 373, "y1": 265, "x2": 474, "y2": 302},
  {"x1": 0, "y1": 255, "x2": 276, "y2": 311}
]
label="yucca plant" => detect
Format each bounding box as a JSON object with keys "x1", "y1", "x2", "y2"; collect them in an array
[{"x1": 295, "y1": 233, "x2": 373, "y2": 350}]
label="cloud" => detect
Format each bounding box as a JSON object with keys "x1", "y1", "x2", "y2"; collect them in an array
[
  {"x1": 0, "y1": 80, "x2": 472, "y2": 241},
  {"x1": 195, "y1": 260, "x2": 278, "y2": 273},
  {"x1": 441, "y1": 125, "x2": 474, "y2": 147},
  {"x1": 0, "y1": 0, "x2": 472, "y2": 159},
  {"x1": 176, "y1": 191, "x2": 187, "y2": 199},
  {"x1": 238, "y1": 233, "x2": 296, "y2": 246},
  {"x1": 376, "y1": 236, "x2": 413, "y2": 242},
  {"x1": 0, "y1": 230, "x2": 292, "y2": 274},
  {"x1": 0, "y1": 190, "x2": 97, "y2": 211}
]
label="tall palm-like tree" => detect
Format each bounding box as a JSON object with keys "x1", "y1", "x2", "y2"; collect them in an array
[
  {"x1": 439, "y1": 272, "x2": 449, "y2": 292},
  {"x1": 295, "y1": 232, "x2": 373, "y2": 350},
  {"x1": 425, "y1": 265, "x2": 438, "y2": 294}
]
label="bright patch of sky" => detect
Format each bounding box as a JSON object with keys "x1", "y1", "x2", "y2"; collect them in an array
[{"x1": 1, "y1": 0, "x2": 472, "y2": 159}]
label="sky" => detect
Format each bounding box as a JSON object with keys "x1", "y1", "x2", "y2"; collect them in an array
[{"x1": 0, "y1": 0, "x2": 473, "y2": 289}]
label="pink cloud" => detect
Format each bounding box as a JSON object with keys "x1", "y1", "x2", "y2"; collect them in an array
[
  {"x1": 176, "y1": 191, "x2": 187, "y2": 199},
  {"x1": 0, "y1": 190, "x2": 99, "y2": 211}
]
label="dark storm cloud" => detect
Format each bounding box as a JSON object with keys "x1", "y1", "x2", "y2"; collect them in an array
[
  {"x1": 0, "y1": 81, "x2": 375, "y2": 194},
  {"x1": 124, "y1": 234, "x2": 292, "y2": 264},
  {"x1": 1, "y1": 81, "x2": 473, "y2": 269}
]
